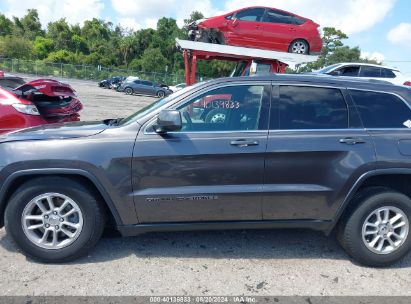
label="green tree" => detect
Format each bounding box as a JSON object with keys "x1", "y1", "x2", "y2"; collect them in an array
[
  {"x1": 12, "y1": 9, "x2": 44, "y2": 40},
  {"x1": 0, "y1": 14, "x2": 13, "y2": 36},
  {"x1": 45, "y1": 50, "x2": 77, "y2": 63},
  {"x1": 47, "y1": 19, "x2": 73, "y2": 50},
  {"x1": 0, "y1": 35, "x2": 32, "y2": 58},
  {"x1": 33, "y1": 36, "x2": 54, "y2": 59},
  {"x1": 140, "y1": 48, "x2": 167, "y2": 72}
]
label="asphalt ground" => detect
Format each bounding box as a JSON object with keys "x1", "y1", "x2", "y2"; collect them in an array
[{"x1": 0, "y1": 77, "x2": 410, "y2": 297}]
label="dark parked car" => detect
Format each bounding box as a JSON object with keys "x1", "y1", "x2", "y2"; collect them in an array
[
  {"x1": 120, "y1": 79, "x2": 172, "y2": 98},
  {"x1": 98, "y1": 76, "x2": 125, "y2": 89},
  {"x1": 187, "y1": 6, "x2": 322, "y2": 54},
  {"x1": 2, "y1": 75, "x2": 411, "y2": 266}
]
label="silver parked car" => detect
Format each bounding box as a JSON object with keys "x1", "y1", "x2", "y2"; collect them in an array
[{"x1": 120, "y1": 79, "x2": 173, "y2": 98}]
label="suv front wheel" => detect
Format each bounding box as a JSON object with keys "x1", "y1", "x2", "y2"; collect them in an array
[
  {"x1": 338, "y1": 187, "x2": 411, "y2": 267},
  {"x1": 5, "y1": 177, "x2": 105, "y2": 263}
]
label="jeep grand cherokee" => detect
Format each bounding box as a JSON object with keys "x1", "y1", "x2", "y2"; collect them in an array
[{"x1": 1, "y1": 75, "x2": 411, "y2": 267}]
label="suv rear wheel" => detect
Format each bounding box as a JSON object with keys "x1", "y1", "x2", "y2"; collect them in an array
[
  {"x1": 5, "y1": 177, "x2": 105, "y2": 263},
  {"x1": 338, "y1": 187, "x2": 411, "y2": 267}
]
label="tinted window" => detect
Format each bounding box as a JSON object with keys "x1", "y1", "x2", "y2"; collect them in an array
[
  {"x1": 141, "y1": 81, "x2": 153, "y2": 86},
  {"x1": 177, "y1": 85, "x2": 266, "y2": 132},
  {"x1": 278, "y1": 86, "x2": 348, "y2": 129},
  {"x1": 236, "y1": 8, "x2": 265, "y2": 22},
  {"x1": 332, "y1": 66, "x2": 360, "y2": 76},
  {"x1": 350, "y1": 90, "x2": 411, "y2": 128},
  {"x1": 264, "y1": 9, "x2": 294, "y2": 24},
  {"x1": 133, "y1": 80, "x2": 141, "y2": 84},
  {"x1": 382, "y1": 69, "x2": 396, "y2": 79},
  {"x1": 360, "y1": 66, "x2": 381, "y2": 77}
]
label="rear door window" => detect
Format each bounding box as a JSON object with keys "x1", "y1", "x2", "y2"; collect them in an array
[
  {"x1": 264, "y1": 9, "x2": 294, "y2": 24},
  {"x1": 277, "y1": 86, "x2": 348, "y2": 130},
  {"x1": 333, "y1": 66, "x2": 360, "y2": 77},
  {"x1": 350, "y1": 90, "x2": 411, "y2": 128},
  {"x1": 360, "y1": 66, "x2": 382, "y2": 77}
]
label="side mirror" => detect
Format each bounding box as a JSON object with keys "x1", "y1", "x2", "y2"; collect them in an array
[
  {"x1": 153, "y1": 109, "x2": 182, "y2": 134},
  {"x1": 232, "y1": 18, "x2": 239, "y2": 27}
]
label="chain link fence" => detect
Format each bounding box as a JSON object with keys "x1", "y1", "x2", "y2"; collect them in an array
[{"x1": 0, "y1": 58, "x2": 196, "y2": 85}]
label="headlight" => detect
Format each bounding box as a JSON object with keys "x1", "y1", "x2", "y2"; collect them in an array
[{"x1": 12, "y1": 104, "x2": 40, "y2": 115}]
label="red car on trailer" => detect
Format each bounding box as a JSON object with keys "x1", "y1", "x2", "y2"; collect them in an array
[{"x1": 188, "y1": 6, "x2": 322, "y2": 55}]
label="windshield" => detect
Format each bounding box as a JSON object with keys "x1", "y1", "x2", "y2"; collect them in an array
[
  {"x1": 120, "y1": 82, "x2": 203, "y2": 125},
  {"x1": 317, "y1": 64, "x2": 341, "y2": 74}
]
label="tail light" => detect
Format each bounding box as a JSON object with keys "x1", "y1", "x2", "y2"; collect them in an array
[
  {"x1": 404, "y1": 81, "x2": 411, "y2": 86},
  {"x1": 12, "y1": 103, "x2": 40, "y2": 115}
]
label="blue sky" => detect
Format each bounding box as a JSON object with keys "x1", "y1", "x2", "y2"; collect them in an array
[{"x1": 1, "y1": 0, "x2": 411, "y2": 76}]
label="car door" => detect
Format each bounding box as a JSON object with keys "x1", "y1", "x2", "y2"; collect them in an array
[
  {"x1": 262, "y1": 84, "x2": 376, "y2": 221},
  {"x1": 349, "y1": 89, "x2": 411, "y2": 170},
  {"x1": 131, "y1": 80, "x2": 143, "y2": 93},
  {"x1": 260, "y1": 9, "x2": 297, "y2": 51},
  {"x1": 132, "y1": 82, "x2": 271, "y2": 223},
  {"x1": 228, "y1": 8, "x2": 266, "y2": 47}
]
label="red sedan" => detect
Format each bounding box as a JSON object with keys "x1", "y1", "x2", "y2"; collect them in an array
[{"x1": 188, "y1": 6, "x2": 322, "y2": 55}]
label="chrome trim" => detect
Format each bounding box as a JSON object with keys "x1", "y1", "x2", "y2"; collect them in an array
[
  {"x1": 272, "y1": 83, "x2": 345, "y2": 89},
  {"x1": 268, "y1": 128, "x2": 366, "y2": 133}
]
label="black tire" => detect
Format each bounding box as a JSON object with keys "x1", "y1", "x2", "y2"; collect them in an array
[
  {"x1": 288, "y1": 39, "x2": 310, "y2": 55},
  {"x1": 5, "y1": 177, "x2": 105, "y2": 263},
  {"x1": 124, "y1": 87, "x2": 133, "y2": 95},
  {"x1": 157, "y1": 90, "x2": 165, "y2": 98},
  {"x1": 338, "y1": 187, "x2": 411, "y2": 267}
]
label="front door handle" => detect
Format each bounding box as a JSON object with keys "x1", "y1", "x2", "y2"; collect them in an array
[
  {"x1": 339, "y1": 137, "x2": 366, "y2": 145},
  {"x1": 230, "y1": 139, "x2": 259, "y2": 147}
]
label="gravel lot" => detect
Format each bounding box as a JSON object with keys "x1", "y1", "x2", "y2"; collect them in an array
[{"x1": 0, "y1": 77, "x2": 411, "y2": 297}]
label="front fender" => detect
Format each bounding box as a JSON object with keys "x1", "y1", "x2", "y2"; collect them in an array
[{"x1": 0, "y1": 168, "x2": 124, "y2": 228}]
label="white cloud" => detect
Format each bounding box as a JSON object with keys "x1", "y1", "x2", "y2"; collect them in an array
[
  {"x1": 4, "y1": 0, "x2": 104, "y2": 26},
  {"x1": 387, "y1": 23, "x2": 411, "y2": 49},
  {"x1": 223, "y1": 0, "x2": 396, "y2": 35},
  {"x1": 361, "y1": 51, "x2": 385, "y2": 63},
  {"x1": 111, "y1": 0, "x2": 216, "y2": 29}
]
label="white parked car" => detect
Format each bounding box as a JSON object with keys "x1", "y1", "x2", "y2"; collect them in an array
[
  {"x1": 169, "y1": 83, "x2": 187, "y2": 92},
  {"x1": 316, "y1": 63, "x2": 411, "y2": 87}
]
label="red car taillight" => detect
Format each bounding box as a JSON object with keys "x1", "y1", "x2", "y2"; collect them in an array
[
  {"x1": 12, "y1": 103, "x2": 40, "y2": 116},
  {"x1": 404, "y1": 81, "x2": 411, "y2": 86}
]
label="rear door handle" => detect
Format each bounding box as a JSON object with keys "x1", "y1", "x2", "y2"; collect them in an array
[
  {"x1": 339, "y1": 137, "x2": 366, "y2": 145},
  {"x1": 230, "y1": 139, "x2": 259, "y2": 147}
]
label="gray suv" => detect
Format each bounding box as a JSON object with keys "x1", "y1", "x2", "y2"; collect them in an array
[{"x1": 1, "y1": 75, "x2": 411, "y2": 266}]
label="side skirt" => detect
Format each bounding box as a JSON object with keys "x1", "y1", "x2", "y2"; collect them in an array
[{"x1": 117, "y1": 220, "x2": 333, "y2": 237}]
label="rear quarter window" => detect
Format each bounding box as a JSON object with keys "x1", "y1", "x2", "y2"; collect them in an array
[{"x1": 350, "y1": 90, "x2": 411, "y2": 128}]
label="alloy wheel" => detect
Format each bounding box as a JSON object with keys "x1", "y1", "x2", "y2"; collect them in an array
[
  {"x1": 291, "y1": 41, "x2": 308, "y2": 54},
  {"x1": 21, "y1": 193, "x2": 84, "y2": 250},
  {"x1": 362, "y1": 206, "x2": 409, "y2": 255}
]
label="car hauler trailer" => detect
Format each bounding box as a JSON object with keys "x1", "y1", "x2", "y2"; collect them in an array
[{"x1": 176, "y1": 39, "x2": 319, "y2": 85}]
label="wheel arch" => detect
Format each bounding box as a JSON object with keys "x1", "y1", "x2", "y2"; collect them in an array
[
  {"x1": 0, "y1": 168, "x2": 122, "y2": 228},
  {"x1": 330, "y1": 168, "x2": 411, "y2": 233}
]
